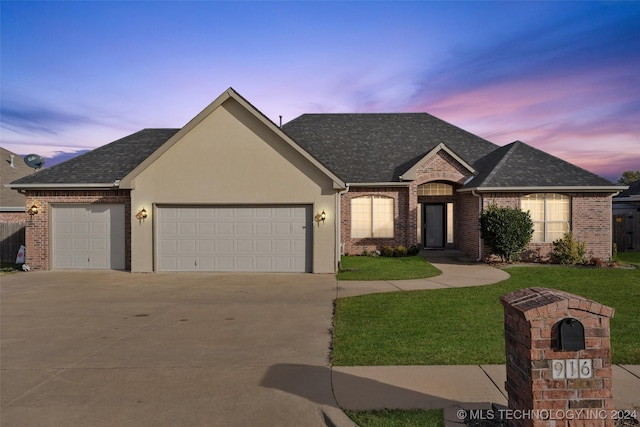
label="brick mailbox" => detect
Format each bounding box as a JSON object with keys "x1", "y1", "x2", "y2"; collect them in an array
[{"x1": 500, "y1": 287, "x2": 615, "y2": 427}]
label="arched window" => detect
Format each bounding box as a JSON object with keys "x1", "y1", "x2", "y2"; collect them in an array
[
  {"x1": 351, "y1": 196, "x2": 394, "y2": 238},
  {"x1": 521, "y1": 193, "x2": 570, "y2": 242},
  {"x1": 417, "y1": 182, "x2": 453, "y2": 196}
]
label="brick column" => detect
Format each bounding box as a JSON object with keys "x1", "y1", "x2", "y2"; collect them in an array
[{"x1": 500, "y1": 287, "x2": 615, "y2": 427}]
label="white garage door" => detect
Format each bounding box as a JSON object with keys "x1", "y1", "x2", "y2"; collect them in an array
[
  {"x1": 52, "y1": 204, "x2": 126, "y2": 270},
  {"x1": 157, "y1": 206, "x2": 311, "y2": 272}
]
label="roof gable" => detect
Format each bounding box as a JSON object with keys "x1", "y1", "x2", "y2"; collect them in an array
[
  {"x1": 464, "y1": 141, "x2": 621, "y2": 190},
  {"x1": 121, "y1": 88, "x2": 344, "y2": 189},
  {"x1": 400, "y1": 143, "x2": 475, "y2": 181},
  {"x1": 282, "y1": 113, "x2": 498, "y2": 183}
]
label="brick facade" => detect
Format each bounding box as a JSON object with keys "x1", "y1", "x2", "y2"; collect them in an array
[
  {"x1": 24, "y1": 190, "x2": 131, "y2": 271},
  {"x1": 340, "y1": 151, "x2": 614, "y2": 262},
  {"x1": 482, "y1": 192, "x2": 613, "y2": 261}
]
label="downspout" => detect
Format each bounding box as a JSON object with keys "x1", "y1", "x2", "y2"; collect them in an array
[
  {"x1": 336, "y1": 184, "x2": 350, "y2": 272},
  {"x1": 472, "y1": 190, "x2": 483, "y2": 261}
]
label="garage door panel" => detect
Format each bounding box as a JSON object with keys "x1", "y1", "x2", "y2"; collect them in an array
[
  {"x1": 52, "y1": 205, "x2": 125, "y2": 270},
  {"x1": 179, "y1": 256, "x2": 197, "y2": 270},
  {"x1": 198, "y1": 223, "x2": 215, "y2": 235},
  {"x1": 74, "y1": 221, "x2": 90, "y2": 234},
  {"x1": 91, "y1": 238, "x2": 107, "y2": 252},
  {"x1": 255, "y1": 240, "x2": 272, "y2": 252},
  {"x1": 157, "y1": 206, "x2": 311, "y2": 272},
  {"x1": 236, "y1": 239, "x2": 253, "y2": 253},
  {"x1": 237, "y1": 223, "x2": 253, "y2": 235},
  {"x1": 236, "y1": 257, "x2": 254, "y2": 271}
]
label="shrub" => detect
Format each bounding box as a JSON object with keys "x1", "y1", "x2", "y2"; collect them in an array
[
  {"x1": 408, "y1": 245, "x2": 420, "y2": 256},
  {"x1": 394, "y1": 245, "x2": 408, "y2": 257},
  {"x1": 380, "y1": 246, "x2": 395, "y2": 257},
  {"x1": 550, "y1": 232, "x2": 586, "y2": 265},
  {"x1": 480, "y1": 204, "x2": 534, "y2": 262}
]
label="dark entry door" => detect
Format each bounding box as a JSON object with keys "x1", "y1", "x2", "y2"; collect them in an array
[{"x1": 424, "y1": 204, "x2": 445, "y2": 248}]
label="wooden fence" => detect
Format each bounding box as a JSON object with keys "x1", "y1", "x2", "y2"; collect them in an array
[
  {"x1": 0, "y1": 222, "x2": 26, "y2": 263},
  {"x1": 613, "y1": 212, "x2": 640, "y2": 252}
]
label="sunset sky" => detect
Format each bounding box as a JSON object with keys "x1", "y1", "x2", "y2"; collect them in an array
[{"x1": 1, "y1": 1, "x2": 638, "y2": 182}]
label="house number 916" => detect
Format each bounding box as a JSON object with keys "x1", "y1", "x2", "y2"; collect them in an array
[{"x1": 552, "y1": 359, "x2": 593, "y2": 379}]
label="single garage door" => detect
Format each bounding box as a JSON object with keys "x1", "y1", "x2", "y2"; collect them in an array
[
  {"x1": 157, "y1": 206, "x2": 312, "y2": 272},
  {"x1": 52, "y1": 204, "x2": 125, "y2": 270}
]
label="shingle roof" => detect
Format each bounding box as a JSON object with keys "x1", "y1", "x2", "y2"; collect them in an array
[
  {"x1": 615, "y1": 179, "x2": 640, "y2": 198},
  {"x1": 11, "y1": 129, "x2": 179, "y2": 185},
  {"x1": 282, "y1": 113, "x2": 499, "y2": 182},
  {"x1": 1, "y1": 146, "x2": 34, "y2": 208},
  {"x1": 465, "y1": 141, "x2": 617, "y2": 188}
]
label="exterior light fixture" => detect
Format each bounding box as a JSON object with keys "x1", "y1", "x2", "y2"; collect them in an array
[
  {"x1": 315, "y1": 210, "x2": 326, "y2": 226},
  {"x1": 27, "y1": 204, "x2": 39, "y2": 216},
  {"x1": 136, "y1": 208, "x2": 148, "y2": 220}
]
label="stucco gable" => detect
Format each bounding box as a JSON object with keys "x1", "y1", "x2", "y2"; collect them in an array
[{"x1": 120, "y1": 88, "x2": 344, "y2": 190}]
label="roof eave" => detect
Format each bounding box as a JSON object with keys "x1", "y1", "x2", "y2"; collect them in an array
[
  {"x1": 6, "y1": 182, "x2": 121, "y2": 190},
  {"x1": 346, "y1": 182, "x2": 410, "y2": 187},
  {"x1": 459, "y1": 186, "x2": 626, "y2": 193}
]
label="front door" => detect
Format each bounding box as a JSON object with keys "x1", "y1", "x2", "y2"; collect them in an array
[{"x1": 423, "y1": 204, "x2": 445, "y2": 248}]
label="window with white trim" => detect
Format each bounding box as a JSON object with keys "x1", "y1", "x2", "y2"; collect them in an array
[
  {"x1": 520, "y1": 193, "x2": 570, "y2": 242},
  {"x1": 351, "y1": 196, "x2": 394, "y2": 238}
]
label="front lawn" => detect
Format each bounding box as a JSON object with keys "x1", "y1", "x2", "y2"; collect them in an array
[
  {"x1": 338, "y1": 255, "x2": 441, "y2": 281},
  {"x1": 333, "y1": 265, "x2": 640, "y2": 366},
  {"x1": 344, "y1": 409, "x2": 444, "y2": 427}
]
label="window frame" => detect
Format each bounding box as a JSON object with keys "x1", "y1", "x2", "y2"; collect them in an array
[
  {"x1": 520, "y1": 193, "x2": 571, "y2": 243},
  {"x1": 350, "y1": 195, "x2": 395, "y2": 239},
  {"x1": 417, "y1": 182, "x2": 454, "y2": 196}
]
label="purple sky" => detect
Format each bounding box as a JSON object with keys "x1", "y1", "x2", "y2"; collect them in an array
[{"x1": 1, "y1": 1, "x2": 638, "y2": 181}]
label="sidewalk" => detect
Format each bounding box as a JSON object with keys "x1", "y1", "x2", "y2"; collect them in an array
[
  {"x1": 332, "y1": 365, "x2": 640, "y2": 426},
  {"x1": 331, "y1": 251, "x2": 640, "y2": 426}
]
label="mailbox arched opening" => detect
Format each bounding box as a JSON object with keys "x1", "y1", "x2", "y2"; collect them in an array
[{"x1": 557, "y1": 318, "x2": 586, "y2": 351}]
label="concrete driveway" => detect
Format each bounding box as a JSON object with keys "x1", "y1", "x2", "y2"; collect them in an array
[{"x1": 1, "y1": 271, "x2": 348, "y2": 427}]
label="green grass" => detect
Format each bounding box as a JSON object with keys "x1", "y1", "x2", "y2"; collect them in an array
[
  {"x1": 344, "y1": 409, "x2": 444, "y2": 427},
  {"x1": 616, "y1": 251, "x2": 640, "y2": 266},
  {"x1": 338, "y1": 256, "x2": 441, "y2": 281},
  {"x1": 333, "y1": 265, "x2": 640, "y2": 366},
  {"x1": 0, "y1": 262, "x2": 19, "y2": 274}
]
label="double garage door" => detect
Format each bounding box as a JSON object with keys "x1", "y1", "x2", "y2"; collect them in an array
[
  {"x1": 52, "y1": 204, "x2": 125, "y2": 270},
  {"x1": 157, "y1": 206, "x2": 312, "y2": 272}
]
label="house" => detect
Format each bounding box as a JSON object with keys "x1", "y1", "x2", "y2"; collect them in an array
[
  {"x1": 612, "y1": 180, "x2": 640, "y2": 252},
  {"x1": 8, "y1": 88, "x2": 625, "y2": 272},
  {"x1": 1, "y1": 147, "x2": 34, "y2": 262}
]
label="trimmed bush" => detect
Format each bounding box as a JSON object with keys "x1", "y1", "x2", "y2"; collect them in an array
[
  {"x1": 550, "y1": 232, "x2": 587, "y2": 265},
  {"x1": 380, "y1": 246, "x2": 395, "y2": 257},
  {"x1": 480, "y1": 204, "x2": 534, "y2": 262},
  {"x1": 394, "y1": 245, "x2": 408, "y2": 257}
]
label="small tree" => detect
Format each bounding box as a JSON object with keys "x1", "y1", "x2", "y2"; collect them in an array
[{"x1": 480, "y1": 204, "x2": 534, "y2": 262}]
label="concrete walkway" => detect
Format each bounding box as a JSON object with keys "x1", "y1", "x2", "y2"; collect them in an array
[
  {"x1": 336, "y1": 249, "x2": 510, "y2": 298},
  {"x1": 332, "y1": 251, "x2": 640, "y2": 426}
]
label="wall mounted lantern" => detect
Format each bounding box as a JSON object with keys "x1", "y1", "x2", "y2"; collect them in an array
[
  {"x1": 136, "y1": 208, "x2": 148, "y2": 220},
  {"x1": 27, "y1": 204, "x2": 39, "y2": 216},
  {"x1": 315, "y1": 210, "x2": 326, "y2": 226}
]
